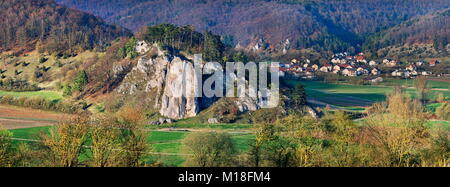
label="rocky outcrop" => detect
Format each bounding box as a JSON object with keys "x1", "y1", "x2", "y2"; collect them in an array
[
  {"x1": 117, "y1": 43, "x2": 201, "y2": 119},
  {"x1": 159, "y1": 57, "x2": 200, "y2": 119},
  {"x1": 116, "y1": 42, "x2": 280, "y2": 120}
]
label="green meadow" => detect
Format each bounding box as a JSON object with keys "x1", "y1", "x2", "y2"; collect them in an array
[
  {"x1": 0, "y1": 90, "x2": 63, "y2": 101},
  {"x1": 9, "y1": 126, "x2": 255, "y2": 167},
  {"x1": 286, "y1": 80, "x2": 450, "y2": 110}
]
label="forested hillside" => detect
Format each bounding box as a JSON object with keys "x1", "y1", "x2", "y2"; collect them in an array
[
  {"x1": 55, "y1": 0, "x2": 450, "y2": 52},
  {"x1": 364, "y1": 9, "x2": 450, "y2": 57},
  {"x1": 0, "y1": 0, "x2": 131, "y2": 54}
]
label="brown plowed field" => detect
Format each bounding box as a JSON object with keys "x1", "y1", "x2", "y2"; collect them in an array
[{"x1": 0, "y1": 105, "x2": 69, "y2": 129}]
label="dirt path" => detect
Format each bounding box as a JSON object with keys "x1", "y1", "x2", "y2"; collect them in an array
[
  {"x1": 153, "y1": 128, "x2": 253, "y2": 134},
  {"x1": 0, "y1": 118, "x2": 55, "y2": 130}
]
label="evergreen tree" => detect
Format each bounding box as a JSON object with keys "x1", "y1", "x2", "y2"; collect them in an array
[
  {"x1": 291, "y1": 84, "x2": 307, "y2": 108},
  {"x1": 73, "y1": 70, "x2": 88, "y2": 92}
]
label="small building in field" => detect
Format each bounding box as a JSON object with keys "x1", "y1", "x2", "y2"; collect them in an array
[
  {"x1": 365, "y1": 77, "x2": 384, "y2": 83},
  {"x1": 416, "y1": 61, "x2": 425, "y2": 66}
]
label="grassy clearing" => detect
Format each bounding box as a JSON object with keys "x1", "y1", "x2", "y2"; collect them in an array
[
  {"x1": 0, "y1": 90, "x2": 63, "y2": 101},
  {"x1": 426, "y1": 121, "x2": 450, "y2": 131},
  {"x1": 286, "y1": 80, "x2": 450, "y2": 109},
  {"x1": 10, "y1": 126, "x2": 50, "y2": 139},
  {"x1": 382, "y1": 79, "x2": 450, "y2": 89},
  {"x1": 8, "y1": 126, "x2": 255, "y2": 167}
]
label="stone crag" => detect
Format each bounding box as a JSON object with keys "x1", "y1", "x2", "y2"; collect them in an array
[{"x1": 117, "y1": 42, "x2": 200, "y2": 119}]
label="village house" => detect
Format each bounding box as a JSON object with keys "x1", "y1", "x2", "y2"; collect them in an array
[
  {"x1": 416, "y1": 61, "x2": 425, "y2": 66},
  {"x1": 311, "y1": 64, "x2": 319, "y2": 71},
  {"x1": 365, "y1": 77, "x2": 384, "y2": 83},
  {"x1": 339, "y1": 64, "x2": 353, "y2": 69},
  {"x1": 304, "y1": 68, "x2": 314, "y2": 76},
  {"x1": 283, "y1": 52, "x2": 436, "y2": 80},
  {"x1": 356, "y1": 67, "x2": 369, "y2": 75},
  {"x1": 333, "y1": 65, "x2": 341, "y2": 72},
  {"x1": 320, "y1": 64, "x2": 333, "y2": 72},
  {"x1": 355, "y1": 55, "x2": 366, "y2": 63},
  {"x1": 421, "y1": 71, "x2": 432, "y2": 76},
  {"x1": 392, "y1": 69, "x2": 410, "y2": 78},
  {"x1": 320, "y1": 66, "x2": 329, "y2": 72},
  {"x1": 342, "y1": 68, "x2": 358, "y2": 76},
  {"x1": 384, "y1": 59, "x2": 398, "y2": 67},
  {"x1": 331, "y1": 58, "x2": 340, "y2": 64},
  {"x1": 331, "y1": 58, "x2": 347, "y2": 64},
  {"x1": 406, "y1": 64, "x2": 416, "y2": 71},
  {"x1": 371, "y1": 68, "x2": 380, "y2": 75},
  {"x1": 429, "y1": 60, "x2": 439, "y2": 67},
  {"x1": 369, "y1": 60, "x2": 378, "y2": 66}
]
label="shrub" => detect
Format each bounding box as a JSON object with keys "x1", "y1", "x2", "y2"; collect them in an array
[
  {"x1": 0, "y1": 78, "x2": 40, "y2": 92},
  {"x1": 436, "y1": 103, "x2": 450, "y2": 120},
  {"x1": 0, "y1": 129, "x2": 14, "y2": 167},
  {"x1": 182, "y1": 132, "x2": 237, "y2": 167}
]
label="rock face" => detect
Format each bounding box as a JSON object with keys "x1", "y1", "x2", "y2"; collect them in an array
[
  {"x1": 116, "y1": 42, "x2": 280, "y2": 120},
  {"x1": 117, "y1": 43, "x2": 200, "y2": 119},
  {"x1": 159, "y1": 57, "x2": 200, "y2": 119}
]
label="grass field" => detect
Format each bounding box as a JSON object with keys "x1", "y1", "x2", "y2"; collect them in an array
[
  {"x1": 286, "y1": 79, "x2": 450, "y2": 110},
  {"x1": 8, "y1": 126, "x2": 255, "y2": 167},
  {"x1": 0, "y1": 90, "x2": 63, "y2": 101},
  {"x1": 426, "y1": 121, "x2": 450, "y2": 131},
  {"x1": 381, "y1": 78, "x2": 450, "y2": 89}
]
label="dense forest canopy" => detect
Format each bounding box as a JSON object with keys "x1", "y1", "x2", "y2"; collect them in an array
[
  {"x1": 137, "y1": 24, "x2": 224, "y2": 62},
  {"x1": 0, "y1": 0, "x2": 132, "y2": 54},
  {"x1": 364, "y1": 8, "x2": 450, "y2": 54},
  {"x1": 56, "y1": 0, "x2": 450, "y2": 52}
]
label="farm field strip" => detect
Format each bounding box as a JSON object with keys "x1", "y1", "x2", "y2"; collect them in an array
[
  {"x1": 287, "y1": 80, "x2": 450, "y2": 109},
  {"x1": 0, "y1": 104, "x2": 68, "y2": 129},
  {"x1": 8, "y1": 125, "x2": 255, "y2": 166}
]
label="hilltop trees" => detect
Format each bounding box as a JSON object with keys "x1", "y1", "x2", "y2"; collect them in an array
[
  {"x1": 0, "y1": 0, "x2": 131, "y2": 54},
  {"x1": 139, "y1": 24, "x2": 225, "y2": 62},
  {"x1": 117, "y1": 37, "x2": 138, "y2": 59}
]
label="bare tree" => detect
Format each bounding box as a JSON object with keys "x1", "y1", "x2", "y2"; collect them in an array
[
  {"x1": 415, "y1": 76, "x2": 429, "y2": 103},
  {"x1": 42, "y1": 117, "x2": 89, "y2": 167},
  {"x1": 90, "y1": 115, "x2": 121, "y2": 167}
]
